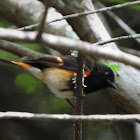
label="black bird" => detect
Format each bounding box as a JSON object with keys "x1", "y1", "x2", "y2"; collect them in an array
[{"x1": 0, "y1": 55, "x2": 117, "y2": 108}]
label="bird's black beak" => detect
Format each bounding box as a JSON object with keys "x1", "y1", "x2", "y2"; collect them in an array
[{"x1": 107, "y1": 80, "x2": 117, "y2": 90}]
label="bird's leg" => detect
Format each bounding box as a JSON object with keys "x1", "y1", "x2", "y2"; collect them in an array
[
  {"x1": 65, "y1": 98, "x2": 75, "y2": 109},
  {"x1": 82, "y1": 91, "x2": 85, "y2": 98}
]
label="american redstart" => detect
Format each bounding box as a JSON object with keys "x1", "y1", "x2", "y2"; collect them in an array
[{"x1": 0, "y1": 55, "x2": 117, "y2": 108}]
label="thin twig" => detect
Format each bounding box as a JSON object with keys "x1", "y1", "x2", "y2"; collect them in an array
[
  {"x1": 1, "y1": 111, "x2": 140, "y2": 122},
  {"x1": 19, "y1": 1, "x2": 140, "y2": 31},
  {"x1": 93, "y1": 34, "x2": 140, "y2": 46},
  {"x1": 36, "y1": 0, "x2": 50, "y2": 41},
  {"x1": 19, "y1": 23, "x2": 39, "y2": 31},
  {"x1": 74, "y1": 53, "x2": 85, "y2": 140}
]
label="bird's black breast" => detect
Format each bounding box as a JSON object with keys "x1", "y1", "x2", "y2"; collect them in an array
[{"x1": 84, "y1": 71, "x2": 105, "y2": 93}]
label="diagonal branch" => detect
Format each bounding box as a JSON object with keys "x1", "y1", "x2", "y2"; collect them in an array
[
  {"x1": 0, "y1": 28, "x2": 140, "y2": 70},
  {"x1": 0, "y1": 39, "x2": 56, "y2": 59}
]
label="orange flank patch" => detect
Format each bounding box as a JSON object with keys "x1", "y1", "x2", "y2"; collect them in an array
[
  {"x1": 84, "y1": 70, "x2": 91, "y2": 78},
  {"x1": 43, "y1": 67, "x2": 90, "y2": 82},
  {"x1": 56, "y1": 57, "x2": 63, "y2": 65},
  {"x1": 11, "y1": 61, "x2": 32, "y2": 68},
  {"x1": 44, "y1": 67, "x2": 91, "y2": 80}
]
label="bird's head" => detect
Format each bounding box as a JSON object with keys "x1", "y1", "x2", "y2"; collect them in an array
[
  {"x1": 84, "y1": 62, "x2": 117, "y2": 94},
  {"x1": 94, "y1": 62, "x2": 117, "y2": 90}
]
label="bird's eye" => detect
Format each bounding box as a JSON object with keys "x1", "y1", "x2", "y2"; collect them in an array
[{"x1": 105, "y1": 72, "x2": 109, "y2": 76}]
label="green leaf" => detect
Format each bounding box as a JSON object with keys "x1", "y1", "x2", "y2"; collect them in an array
[
  {"x1": 101, "y1": 62, "x2": 120, "y2": 74},
  {"x1": 70, "y1": 50, "x2": 78, "y2": 58}
]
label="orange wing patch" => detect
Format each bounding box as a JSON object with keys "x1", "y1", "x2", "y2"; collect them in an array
[
  {"x1": 11, "y1": 61, "x2": 32, "y2": 68},
  {"x1": 84, "y1": 70, "x2": 91, "y2": 78}
]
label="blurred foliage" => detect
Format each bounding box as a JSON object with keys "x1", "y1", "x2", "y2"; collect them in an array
[
  {"x1": 15, "y1": 73, "x2": 44, "y2": 94},
  {"x1": 17, "y1": 42, "x2": 44, "y2": 53},
  {"x1": 86, "y1": 122, "x2": 116, "y2": 140},
  {"x1": 0, "y1": 49, "x2": 19, "y2": 60},
  {"x1": 0, "y1": 17, "x2": 13, "y2": 28},
  {"x1": 39, "y1": 97, "x2": 73, "y2": 114},
  {"x1": 104, "y1": 0, "x2": 140, "y2": 10}
]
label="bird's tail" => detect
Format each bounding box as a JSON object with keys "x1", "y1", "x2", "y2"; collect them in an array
[
  {"x1": 0, "y1": 58, "x2": 13, "y2": 64},
  {"x1": 0, "y1": 58, "x2": 32, "y2": 68}
]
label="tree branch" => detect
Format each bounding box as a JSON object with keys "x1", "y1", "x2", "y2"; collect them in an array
[
  {"x1": 0, "y1": 28, "x2": 140, "y2": 70},
  {"x1": 36, "y1": 0, "x2": 50, "y2": 41},
  {"x1": 0, "y1": 0, "x2": 140, "y2": 117},
  {"x1": 93, "y1": 34, "x2": 140, "y2": 46},
  {"x1": 1, "y1": 111, "x2": 140, "y2": 122},
  {"x1": 0, "y1": 39, "x2": 56, "y2": 59}
]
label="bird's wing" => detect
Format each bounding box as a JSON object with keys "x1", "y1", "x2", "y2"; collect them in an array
[
  {"x1": 0, "y1": 55, "x2": 91, "y2": 77},
  {"x1": 0, "y1": 55, "x2": 77, "y2": 70}
]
